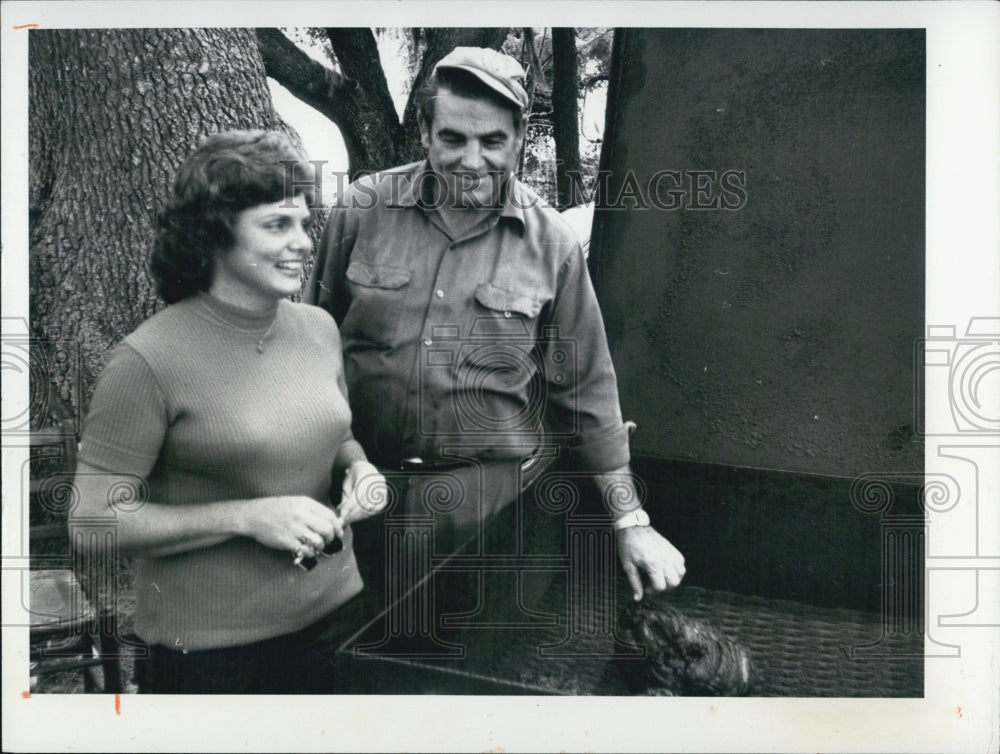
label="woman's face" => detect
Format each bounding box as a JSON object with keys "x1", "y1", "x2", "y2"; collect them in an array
[{"x1": 209, "y1": 195, "x2": 312, "y2": 308}]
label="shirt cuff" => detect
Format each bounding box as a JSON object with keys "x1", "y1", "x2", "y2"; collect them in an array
[{"x1": 563, "y1": 420, "x2": 636, "y2": 472}]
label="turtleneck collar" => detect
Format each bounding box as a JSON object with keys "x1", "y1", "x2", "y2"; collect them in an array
[{"x1": 193, "y1": 291, "x2": 280, "y2": 334}]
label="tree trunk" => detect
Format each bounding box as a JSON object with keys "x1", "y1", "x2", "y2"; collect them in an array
[
  {"x1": 29, "y1": 28, "x2": 282, "y2": 423},
  {"x1": 552, "y1": 28, "x2": 582, "y2": 209}
]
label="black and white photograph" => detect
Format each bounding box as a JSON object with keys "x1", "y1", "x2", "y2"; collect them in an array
[{"x1": 2, "y1": 2, "x2": 998, "y2": 752}]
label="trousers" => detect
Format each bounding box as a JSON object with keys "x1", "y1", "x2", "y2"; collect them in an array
[{"x1": 135, "y1": 594, "x2": 367, "y2": 694}]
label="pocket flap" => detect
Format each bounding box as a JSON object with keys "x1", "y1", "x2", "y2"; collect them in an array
[
  {"x1": 346, "y1": 260, "x2": 411, "y2": 289},
  {"x1": 474, "y1": 283, "x2": 542, "y2": 318}
]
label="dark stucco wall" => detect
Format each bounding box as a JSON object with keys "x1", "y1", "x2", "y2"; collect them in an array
[{"x1": 591, "y1": 28, "x2": 925, "y2": 478}]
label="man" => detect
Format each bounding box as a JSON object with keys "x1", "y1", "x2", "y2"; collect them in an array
[{"x1": 305, "y1": 47, "x2": 684, "y2": 603}]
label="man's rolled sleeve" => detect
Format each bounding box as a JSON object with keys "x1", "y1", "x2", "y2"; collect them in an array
[
  {"x1": 563, "y1": 420, "x2": 636, "y2": 471},
  {"x1": 543, "y1": 238, "x2": 633, "y2": 473}
]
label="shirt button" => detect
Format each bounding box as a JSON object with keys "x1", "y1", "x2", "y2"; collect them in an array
[
  {"x1": 436, "y1": 289, "x2": 444, "y2": 298},
  {"x1": 422, "y1": 338, "x2": 432, "y2": 347},
  {"x1": 503, "y1": 310, "x2": 512, "y2": 318}
]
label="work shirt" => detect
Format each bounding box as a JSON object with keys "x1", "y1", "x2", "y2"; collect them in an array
[{"x1": 305, "y1": 160, "x2": 632, "y2": 473}]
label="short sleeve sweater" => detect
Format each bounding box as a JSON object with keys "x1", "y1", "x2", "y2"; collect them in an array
[{"x1": 79, "y1": 292, "x2": 364, "y2": 651}]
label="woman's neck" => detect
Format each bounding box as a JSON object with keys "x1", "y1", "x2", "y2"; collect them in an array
[{"x1": 206, "y1": 281, "x2": 282, "y2": 315}]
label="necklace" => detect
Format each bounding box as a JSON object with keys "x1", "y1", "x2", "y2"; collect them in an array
[
  {"x1": 255, "y1": 319, "x2": 276, "y2": 354},
  {"x1": 196, "y1": 296, "x2": 278, "y2": 354}
]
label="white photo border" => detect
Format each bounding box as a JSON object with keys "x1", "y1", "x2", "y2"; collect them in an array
[{"x1": 2, "y1": 2, "x2": 998, "y2": 752}]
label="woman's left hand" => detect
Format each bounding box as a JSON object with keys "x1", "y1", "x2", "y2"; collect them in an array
[{"x1": 337, "y1": 461, "x2": 390, "y2": 525}]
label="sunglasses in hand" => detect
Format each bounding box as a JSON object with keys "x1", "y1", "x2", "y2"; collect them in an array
[{"x1": 293, "y1": 535, "x2": 344, "y2": 571}]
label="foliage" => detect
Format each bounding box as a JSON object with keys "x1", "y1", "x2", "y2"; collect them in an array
[{"x1": 505, "y1": 27, "x2": 614, "y2": 206}]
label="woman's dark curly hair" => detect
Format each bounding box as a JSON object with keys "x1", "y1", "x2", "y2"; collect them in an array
[{"x1": 151, "y1": 130, "x2": 315, "y2": 304}]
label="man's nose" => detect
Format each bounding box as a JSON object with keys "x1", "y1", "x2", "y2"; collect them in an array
[{"x1": 460, "y1": 141, "x2": 486, "y2": 171}]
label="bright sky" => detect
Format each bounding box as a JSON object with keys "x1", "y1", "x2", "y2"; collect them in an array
[{"x1": 268, "y1": 78, "x2": 348, "y2": 170}]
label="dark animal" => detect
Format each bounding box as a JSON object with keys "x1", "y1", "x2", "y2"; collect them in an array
[{"x1": 619, "y1": 593, "x2": 755, "y2": 696}]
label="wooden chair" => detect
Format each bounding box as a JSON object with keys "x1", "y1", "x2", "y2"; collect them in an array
[{"x1": 28, "y1": 420, "x2": 123, "y2": 693}]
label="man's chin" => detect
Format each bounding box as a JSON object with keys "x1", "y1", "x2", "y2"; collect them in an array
[{"x1": 445, "y1": 179, "x2": 504, "y2": 210}]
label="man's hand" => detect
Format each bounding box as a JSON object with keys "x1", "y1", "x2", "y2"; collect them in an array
[{"x1": 616, "y1": 525, "x2": 686, "y2": 601}]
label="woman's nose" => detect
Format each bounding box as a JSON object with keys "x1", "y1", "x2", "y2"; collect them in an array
[{"x1": 291, "y1": 223, "x2": 312, "y2": 251}]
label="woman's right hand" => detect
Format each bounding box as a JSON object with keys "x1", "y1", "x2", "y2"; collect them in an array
[
  {"x1": 242, "y1": 496, "x2": 345, "y2": 557},
  {"x1": 337, "y1": 461, "x2": 390, "y2": 526}
]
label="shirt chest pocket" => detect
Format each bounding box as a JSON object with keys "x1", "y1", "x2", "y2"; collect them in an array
[
  {"x1": 458, "y1": 284, "x2": 545, "y2": 376},
  {"x1": 343, "y1": 259, "x2": 412, "y2": 345}
]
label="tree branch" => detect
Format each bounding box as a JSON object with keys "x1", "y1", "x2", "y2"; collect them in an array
[
  {"x1": 325, "y1": 28, "x2": 401, "y2": 145},
  {"x1": 255, "y1": 28, "x2": 356, "y2": 125},
  {"x1": 256, "y1": 28, "x2": 398, "y2": 176}
]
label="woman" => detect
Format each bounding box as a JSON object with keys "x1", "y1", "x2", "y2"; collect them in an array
[{"x1": 70, "y1": 130, "x2": 387, "y2": 693}]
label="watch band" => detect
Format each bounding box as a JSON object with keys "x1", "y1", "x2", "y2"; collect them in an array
[{"x1": 613, "y1": 508, "x2": 651, "y2": 531}]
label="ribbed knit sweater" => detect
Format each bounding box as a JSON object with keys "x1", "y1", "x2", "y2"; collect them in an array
[{"x1": 79, "y1": 292, "x2": 364, "y2": 651}]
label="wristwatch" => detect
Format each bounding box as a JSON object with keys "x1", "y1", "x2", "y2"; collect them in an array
[{"x1": 612, "y1": 508, "x2": 651, "y2": 531}]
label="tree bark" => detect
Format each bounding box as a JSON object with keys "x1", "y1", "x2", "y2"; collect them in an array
[
  {"x1": 552, "y1": 28, "x2": 582, "y2": 209},
  {"x1": 29, "y1": 28, "x2": 282, "y2": 423}
]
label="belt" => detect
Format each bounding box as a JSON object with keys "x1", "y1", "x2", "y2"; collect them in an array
[
  {"x1": 375, "y1": 449, "x2": 557, "y2": 529},
  {"x1": 397, "y1": 457, "x2": 473, "y2": 472},
  {"x1": 390, "y1": 451, "x2": 545, "y2": 474}
]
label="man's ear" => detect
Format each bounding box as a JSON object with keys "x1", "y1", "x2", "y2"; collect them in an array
[
  {"x1": 514, "y1": 115, "x2": 528, "y2": 149},
  {"x1": 418, "y1": 111, "x2": 432, "y2": 151},
  {"x1": 517, "y1": 115, "x2": 528, "y2": 142}
]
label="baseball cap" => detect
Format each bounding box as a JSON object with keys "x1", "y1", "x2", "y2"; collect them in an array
[{"x1": 434, "y1": 47, "x2": 529, "y2": 110}]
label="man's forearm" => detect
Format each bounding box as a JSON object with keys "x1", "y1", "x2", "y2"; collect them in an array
[{"x1": 592, "y1": 463, "x2": 644, "y2": 519}]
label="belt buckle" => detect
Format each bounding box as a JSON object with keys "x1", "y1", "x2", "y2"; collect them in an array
[{"x1": 400, "y1": 456, "x2": 467, "y2": 472}]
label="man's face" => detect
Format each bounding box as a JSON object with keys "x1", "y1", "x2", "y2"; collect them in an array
[{"x1": 420, "y1": 86, "x2": 525, "y2": 210}]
